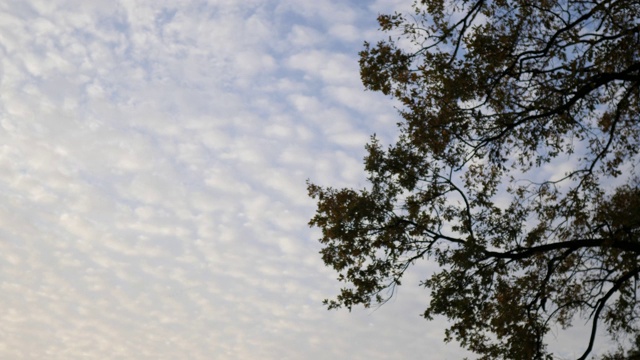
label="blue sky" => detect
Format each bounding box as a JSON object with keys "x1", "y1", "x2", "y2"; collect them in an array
[{"x1": 0, "y1": 1, "x2": 619, "y2": 359}]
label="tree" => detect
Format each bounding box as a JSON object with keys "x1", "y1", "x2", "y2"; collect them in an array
[{"x1": 308, "y1": 1, "x2": 640, "y2": 359}]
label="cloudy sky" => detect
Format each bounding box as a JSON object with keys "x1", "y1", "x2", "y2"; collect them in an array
[{"x1": 0, "y1": 1, "x2": 620, "y2": 359}]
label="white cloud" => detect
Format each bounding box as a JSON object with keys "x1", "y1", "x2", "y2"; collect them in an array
[
  {"x1": 287, "y1": 50, "x2": 357, "y2": 86},
  {"x1": 287, "y1": 24, "x2": 324, "y2": 48}
]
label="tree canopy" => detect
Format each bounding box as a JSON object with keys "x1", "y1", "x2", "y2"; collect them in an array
[{"x1": 308, "y1": 0, "x2": 640, "y2": 359}]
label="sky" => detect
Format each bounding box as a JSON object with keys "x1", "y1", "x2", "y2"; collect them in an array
[{"x1": 0, "y1": 1, "x2": 620, "y2": 359}]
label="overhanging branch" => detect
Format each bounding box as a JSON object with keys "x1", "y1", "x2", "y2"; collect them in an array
[{"x1": 485, "y1": 238, "x2": 640, "y2": 260}]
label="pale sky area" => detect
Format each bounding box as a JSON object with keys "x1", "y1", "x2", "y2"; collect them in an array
[{"x1": 0, "y1": 1, "x2": 621, "y2": 359}]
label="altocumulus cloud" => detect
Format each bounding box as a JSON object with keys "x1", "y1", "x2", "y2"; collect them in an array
[{"x1": 4, "y1": 0, "x2": 606, "y2": 359}]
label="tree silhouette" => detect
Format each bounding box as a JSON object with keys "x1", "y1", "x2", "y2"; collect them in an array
[{"x1": 308, "y1": 1, "x2": 640, "y2": 359}]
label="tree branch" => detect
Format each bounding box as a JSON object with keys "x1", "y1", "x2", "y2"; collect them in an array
[
  {"x1": 577, "y1": 266, "x2": 640, "y2": 360},
  {"x1": 485, "y1": 238, "x2": 640, "y2": 260}
]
